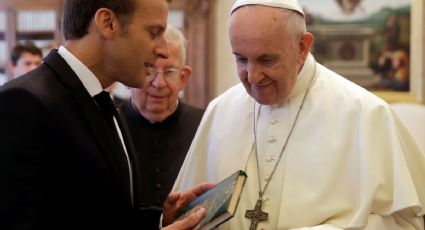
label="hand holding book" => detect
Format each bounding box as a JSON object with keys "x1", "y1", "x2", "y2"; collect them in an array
[
  {"x1": 162, "y1": 208, "x2": 206, "y2": 230},
  {"x1": 176, "y1": 170, "x2": 247, "y2": 230},
  {"x1": 162, "y1": 182, "x2": 216, "y2": 229}
]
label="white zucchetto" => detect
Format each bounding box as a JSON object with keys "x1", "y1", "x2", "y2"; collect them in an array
[{"x1": 231, "y1": 0, "x2": 304, "y2": 16}]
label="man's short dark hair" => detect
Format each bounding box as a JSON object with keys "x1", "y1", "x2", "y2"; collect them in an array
[
  {"x1": 62, "y1": 0, "x2": 137, "y2": 40},
  {"x1": 10, "y1": 42, "x2": 42, "y2": 66}
]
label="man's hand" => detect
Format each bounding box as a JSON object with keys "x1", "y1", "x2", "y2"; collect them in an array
[
  {"x1": 162, "y1": 182, "x2": 215, "y2": 228},
  {"x1": 162, "y1": 208, "x2": 206, "y2": 230}
]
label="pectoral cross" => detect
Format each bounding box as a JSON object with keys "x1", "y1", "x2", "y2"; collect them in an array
[{"x1": 245, "y1": 199, "x2": 268, "y2": 230}]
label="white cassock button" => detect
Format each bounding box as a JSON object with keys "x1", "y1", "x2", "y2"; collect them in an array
[
  {"x1": 268, "y1": 137, "x2": 276, "y2": 143},
  {"x1": 270, "y1": 120, "x2": 278, "y2": 125},
  {"x1": 264, "y1": 175, "x2": 270, "y2": 181}
]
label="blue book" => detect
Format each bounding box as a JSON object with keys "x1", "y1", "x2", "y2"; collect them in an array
[{"x1": 177, "y1": 170, "x2": 247, "y2": 230}]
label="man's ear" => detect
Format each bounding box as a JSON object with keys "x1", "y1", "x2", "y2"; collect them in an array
[
  {"x1": 298, "y1": 32, "x2": 314, "y2": 62},
  {"x1": 179, "y1": 65, "x2": 192, "y2": 88},
  {"x1": 93, "y1": 8, "x2": 121, "y2": 39}
]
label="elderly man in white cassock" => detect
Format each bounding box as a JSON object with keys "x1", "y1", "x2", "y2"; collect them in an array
[{"x1": 172, "y1": 0, "x2": 425, "y2": 229}]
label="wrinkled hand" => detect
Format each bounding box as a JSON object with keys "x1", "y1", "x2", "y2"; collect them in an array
[{"x1": 162, "y1": 182, "x2": 215, "y2": 229}]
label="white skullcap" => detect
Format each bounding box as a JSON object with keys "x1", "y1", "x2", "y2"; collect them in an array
[{"x1": 231, "y1": 0, "x2": 304, "y2": 16}]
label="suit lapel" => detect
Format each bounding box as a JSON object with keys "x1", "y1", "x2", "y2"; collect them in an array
[
  {"x1": 115, "y1": 111, "x2": 140, "y2": 204},
  {"x1": 43, "y1": 50, "x2": 133, "y2": 205}
]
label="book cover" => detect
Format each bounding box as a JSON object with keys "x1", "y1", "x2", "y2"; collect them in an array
[{"x1": 177, "y1": 170, "x2": 247, "y2": 230}]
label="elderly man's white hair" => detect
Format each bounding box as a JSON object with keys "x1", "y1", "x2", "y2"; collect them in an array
[
  {"x1": 164, "y1": 25, "x2": 187, "y2": 64},
  {"x1": 231, "y1": 0, "x2": 304, "y2": 16}
]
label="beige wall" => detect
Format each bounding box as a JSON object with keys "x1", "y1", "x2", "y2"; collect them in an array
[{"x1": 210, "y1": 0, "x2": 239, "y2": 98}]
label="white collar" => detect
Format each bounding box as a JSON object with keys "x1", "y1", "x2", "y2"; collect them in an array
[
  {"x1": 58, "y1": 46, "x2": 103, "y2": 97},
  {"x1": 287, "y1": 52, "x2": 317, "y2": 101}
]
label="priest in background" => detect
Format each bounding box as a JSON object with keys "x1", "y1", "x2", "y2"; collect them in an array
[
  {"x1": 172, "y1": 0, "x2": 425, "y2": 229},
  {"x1": 122, "y1": 25, "x2": 204, "y2": 229}
]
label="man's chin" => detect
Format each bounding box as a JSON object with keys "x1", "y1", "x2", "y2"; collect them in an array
[
  {"x1": 255, "y1": 99, "x2": 275, "y2": 105},
  {"x1": 120, "y1": 79, "x2": 145, "y2": 89},
  {"x1": 250, "y1": 92, "x2": 277, "y2": 105}
]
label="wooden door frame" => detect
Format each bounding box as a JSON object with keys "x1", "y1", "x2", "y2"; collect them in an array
[{"x1": 180, "y1": 0, "x2": 213, "y2": 108}]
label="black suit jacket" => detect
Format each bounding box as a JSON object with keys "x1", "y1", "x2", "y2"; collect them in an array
[{"x1": 0, "y1": 50, "x2": 141, "y2": 230}]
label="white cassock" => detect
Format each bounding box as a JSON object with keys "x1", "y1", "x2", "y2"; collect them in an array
[{"x1": 172, "y1": 54, "x2": 425, "y2": 229}]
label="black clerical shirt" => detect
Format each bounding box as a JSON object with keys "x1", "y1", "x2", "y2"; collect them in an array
[{"x1": 121, "y1": 100, "x2": 204, "y2": 230}]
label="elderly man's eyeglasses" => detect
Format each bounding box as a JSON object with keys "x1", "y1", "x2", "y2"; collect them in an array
[{"x1": 147, "y1": 67, "x2": 182, "y2": 80}]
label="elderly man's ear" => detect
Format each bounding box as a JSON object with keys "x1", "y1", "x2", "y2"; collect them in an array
[
  {"x1": 298, "y1": 32, "x2": 314, "y2": 63},
  {"x1": 180, "y1": 65, "x2": 192, "y2": 88}
]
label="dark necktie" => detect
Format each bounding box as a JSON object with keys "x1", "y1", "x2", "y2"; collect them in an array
[{"x1": 93, "y1": 91, "x2": 133, "y2": 202}]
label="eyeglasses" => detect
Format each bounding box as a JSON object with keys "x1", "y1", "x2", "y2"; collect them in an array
[{"x1": 147, "y1": 67, "x2": 182, "y2": 80}]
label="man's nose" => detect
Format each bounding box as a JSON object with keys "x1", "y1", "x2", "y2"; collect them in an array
[
  {"x1": 247, "y1": 63, "x2": 264, "y2": 84},
  {"x1": 152, "y1": 72, "x2": 167, "y2": 88},
  {"x1": 155, "y1": 36, "x2": 169, "y2": 59}
]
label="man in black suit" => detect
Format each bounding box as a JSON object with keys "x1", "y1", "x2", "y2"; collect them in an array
[{"x1": 0, "y1": 0, "x2": 211, "y2": 229}]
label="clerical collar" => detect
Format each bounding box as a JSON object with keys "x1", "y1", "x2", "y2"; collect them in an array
[
  {"x1": 270, "y1": 53, "x2": 317, "y2": 108},
  {"x1": 128, "y1": 100, "x2": 181, "y2": 125},
  {"x1": 146, "y1": 100, "x2": 179, "y2": 124}
]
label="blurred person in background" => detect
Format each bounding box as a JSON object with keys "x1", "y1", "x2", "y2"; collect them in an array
[{"x1": 10, "y1": 41, "x2": 42, "y2": 78}]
